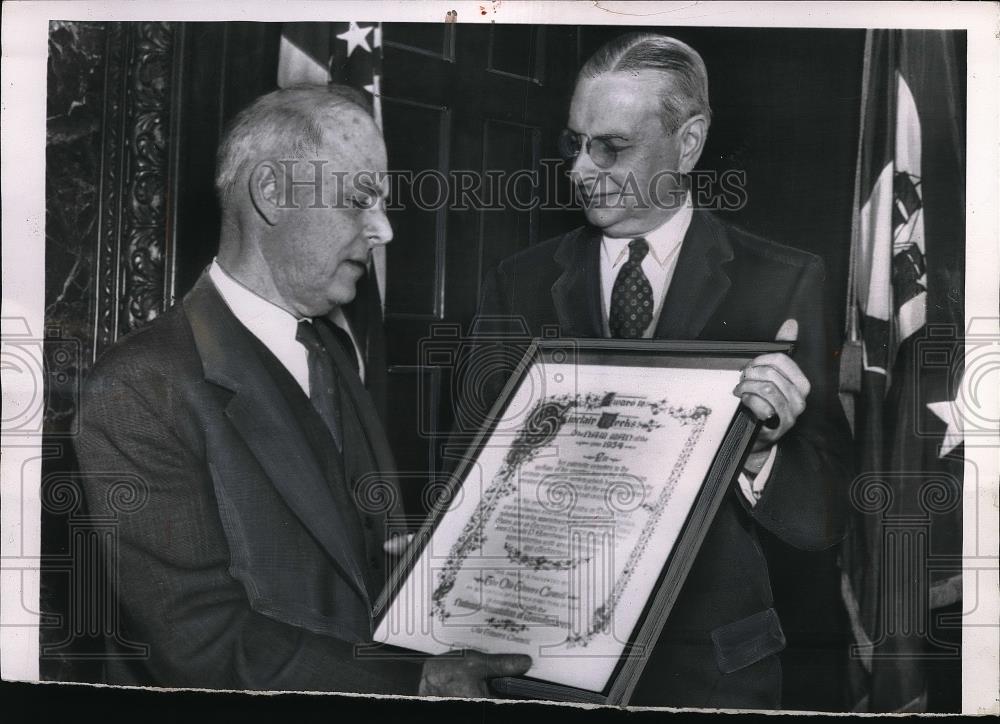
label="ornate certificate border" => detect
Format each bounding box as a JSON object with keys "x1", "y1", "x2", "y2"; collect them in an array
[{"x1": 374, "y1": 339, "x2": 793, "y2": 705}]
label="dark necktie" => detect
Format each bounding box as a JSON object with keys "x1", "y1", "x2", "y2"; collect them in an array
[
  {"x1": 609, "y1": 238, "x2": 654, "y2": 338},
  {"x1": 296, "y1": 320, "x2": 343, "y2": 451}
]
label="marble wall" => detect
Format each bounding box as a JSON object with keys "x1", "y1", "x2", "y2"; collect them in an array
[
  {"x1": 45, "y1": 20, "x2": 108, "y2": 432},
  {"x1": 44, "y1": 20, "x2": 178, "y2": 433}
]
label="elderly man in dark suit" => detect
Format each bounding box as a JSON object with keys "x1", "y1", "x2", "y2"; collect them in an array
[
  {"x1": 75, "y1": 84, "x2": 529, "y2": 695},
  {"x1": 470, "y1": 33, "x2": 852, "y2": 708}
]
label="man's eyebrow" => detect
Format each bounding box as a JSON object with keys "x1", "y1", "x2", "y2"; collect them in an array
[{"x1": 566, "y1": 127, "x2": 631, "y2": 142}]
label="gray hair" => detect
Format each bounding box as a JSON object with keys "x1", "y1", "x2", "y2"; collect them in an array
[
  {"x1": 214, "y1": 84, "x2": 373, "y2": 203},
  {"x1": 579, "y1": 33, "x2": 712, "y2": 134}
]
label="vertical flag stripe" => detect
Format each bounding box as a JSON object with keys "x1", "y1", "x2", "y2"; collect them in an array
[
  {"x1": 277, "y1": 24, "x2": 332, "y2": 87},
  {"x1": 892, "y1": 73, "x2": 927, "y2": 344},
  {"x1": 858, "y1": 162, "x2": 895, "y2": 376}
]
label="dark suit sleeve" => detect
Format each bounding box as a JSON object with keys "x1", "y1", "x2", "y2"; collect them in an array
[
  {"x1": 747, "y1": 256, "x2": 853, "y2": 551},
  {"x1": 75, "y1": 364, "x2": 422, "y2": 693}
]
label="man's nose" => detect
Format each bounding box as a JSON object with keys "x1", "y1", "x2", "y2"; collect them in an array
[
  {"x1": 569, "y1": 147, "x2": 600, "y2": 187},
  {"x1": 365, "y1": 206, "x2": 393, "y2": 247}
]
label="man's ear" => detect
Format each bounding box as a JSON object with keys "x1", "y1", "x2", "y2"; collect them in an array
[
  {"x1": 248, "y1": 161, "x2": 281, "y2": 226},
  {"x1": 676, "y1": 113, "x2": 708, "y2": 174}
]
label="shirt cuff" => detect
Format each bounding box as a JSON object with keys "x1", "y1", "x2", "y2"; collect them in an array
[{"x1": 737, "y1": 445, "x2": 778, "y2": 507}]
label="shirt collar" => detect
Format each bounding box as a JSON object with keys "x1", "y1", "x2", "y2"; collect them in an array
[
  {"x1": 208, "y1": 259, "x2": 304, "y2": 345},
  {"x1": 601, "y1": 193, "x2": 693, "y2": 268}
]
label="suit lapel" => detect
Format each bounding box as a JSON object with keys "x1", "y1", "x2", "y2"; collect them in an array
[
  {"x1": 551, "y1": 226, "x2": 605, "y2": 337},
  {"x1": 184, "y1": 275, "x2": 371, "y2": 605},
  {"x1": 654, "y1": 211, "x2": 734, "y2": 340},
  {"x1": 329, "y1": 270, "x2": 389, "y2": 421},
  {"x1": 316, "y1": 319, "x2": 401, "y2": 513}
]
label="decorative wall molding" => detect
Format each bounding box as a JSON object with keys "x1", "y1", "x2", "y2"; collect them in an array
[
  {"x1": 94, "y1": 22, "x2": 177, "y2": 358},
  {"x1": 94, "y1": 22, "x2": 125, "y2": 356}
]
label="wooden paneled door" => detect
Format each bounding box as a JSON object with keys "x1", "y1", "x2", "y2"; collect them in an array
[{"x1": 379, "y1": 23, "x2": 582, "y2": 513}]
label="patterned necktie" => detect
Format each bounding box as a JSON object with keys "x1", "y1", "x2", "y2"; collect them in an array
[
  {"x1": 296, "y1": 320, "x2": 343, "y2": 451},
  {"x1": 609, "y1": 238, "x2": 654, "y2": 338}
]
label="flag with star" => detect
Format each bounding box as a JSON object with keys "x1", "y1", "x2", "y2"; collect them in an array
[
  {"x1": 276, "y1": 21, "x2": 388, "y2": 416},
  {"x1": 839, "y1": 30, "x2": 965, "y2": 712},
  {"x1": 329, "y1": 21, "x2": 384, "y2": 131}
]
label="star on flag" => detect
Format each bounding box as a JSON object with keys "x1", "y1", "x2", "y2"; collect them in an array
[
  {"x1": 926, "y1": 396, "x2": 964, "y2": 458},
  {"x1": 925, "y1": 366, "x2": 974, "y2": 458},
  {"x1": 337, "y1": 21, "x2": 374, "y2": 57}
]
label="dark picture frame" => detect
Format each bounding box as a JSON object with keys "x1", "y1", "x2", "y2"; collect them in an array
[{"x1": 371, "y1": 338, "x2": 794, "y2": 705}]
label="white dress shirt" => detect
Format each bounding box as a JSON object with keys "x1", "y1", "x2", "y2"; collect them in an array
[
  {"x1": 208, "y1": 260, "x2": 364, "y2": 396},
  {"x1": 597, "y1": 200, "x2": 776, "y2": 503}
]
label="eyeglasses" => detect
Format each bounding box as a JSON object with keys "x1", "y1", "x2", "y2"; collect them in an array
[{"x1": 557, "y1": 129, "x2": 622, "y2": 169}]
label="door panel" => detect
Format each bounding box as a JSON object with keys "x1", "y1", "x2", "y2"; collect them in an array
[
  {"x1": 381, "y1": 97, "x2": 450, "y2": 321},
  {"x1": 383, "y1": 21, "x2": 456, "y2": 61},
  {"x1": 478, "y1": 118, "x2": 542, "y2": 275},
  {"x1": 381, "y1": 24, "x2": 582, "y2": 510},
  {"x1": 486, "y1": 24, "x2": 545, "y2": 82}
]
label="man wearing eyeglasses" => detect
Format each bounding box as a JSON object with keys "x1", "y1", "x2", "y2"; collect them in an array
[{"x1": 471, "y1": 34, "x2": 851, "y2": 708}]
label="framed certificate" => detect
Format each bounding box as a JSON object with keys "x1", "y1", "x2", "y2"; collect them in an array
[{"x1": 372, "y1": 339, "x2": 793, "y2": 705}]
